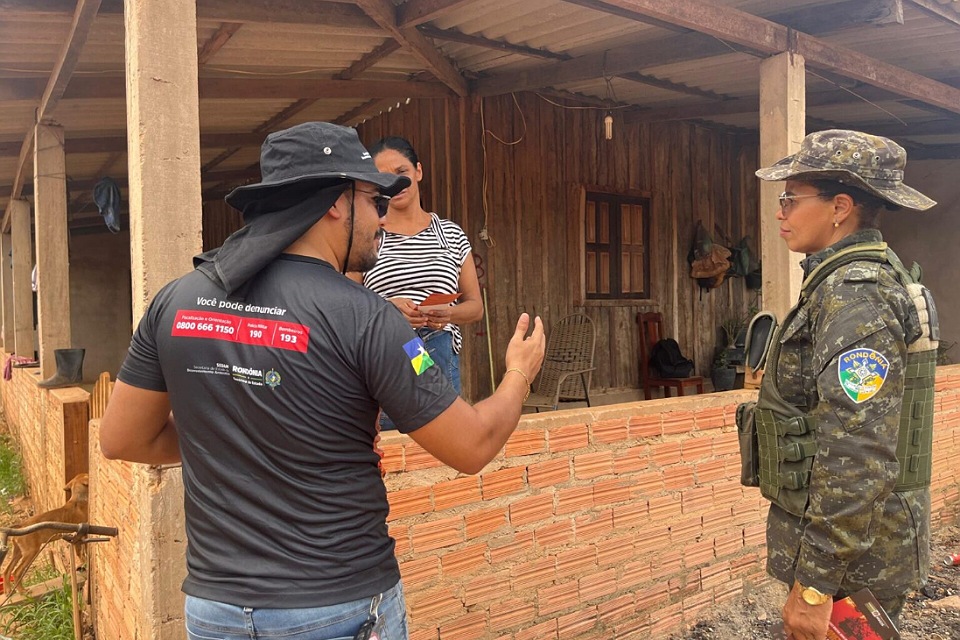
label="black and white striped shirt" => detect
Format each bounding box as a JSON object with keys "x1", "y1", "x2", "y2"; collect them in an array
[{"x1": 363, "y1": 213, "x2": 472, "y2": 353}]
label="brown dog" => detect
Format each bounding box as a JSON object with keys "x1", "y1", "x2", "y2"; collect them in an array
[{"x1": 3, "y1": 473, "x2": 89, "y2": 593}]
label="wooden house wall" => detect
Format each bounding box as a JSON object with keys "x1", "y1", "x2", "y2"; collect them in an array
[
  {"x1": 199, "y1": 94, "x2": 762, "y2": 403},
  {"x1": 358, "y1": 94, "x2": 761, "y2": 402}
]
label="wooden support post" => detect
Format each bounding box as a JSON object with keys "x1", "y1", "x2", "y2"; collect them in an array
[
  {"x1": 33, "y1": 123, "x2": 71, "y2": 380},
  {"x1": 10, "y1": 199, "x2": 34, "y2": 358},
  {"x1": 108, "y1": 1, "x2": 201, "y2": 638},
  {"x1": 1, "y1": 231, "x2": 14, "y2": 351},
  {"x1": 758, "y1": 52, "x2": 806, "y2": 321},
  {"x1": 125, "y1": 0, "x2": 203, "y2": 316}
]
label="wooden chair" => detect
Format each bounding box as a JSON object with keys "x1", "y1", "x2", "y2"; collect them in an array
[
  {"x1": 524, "y1": 313, "x2": 596, "y2": 412},
  {"x1": 637, "y1": 312, "x2": 704, "y2": 400}
]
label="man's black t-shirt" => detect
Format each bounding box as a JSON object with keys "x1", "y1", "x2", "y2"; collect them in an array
[{"x1": 118, "y1": 255, "x2": 458, "y2": 608}]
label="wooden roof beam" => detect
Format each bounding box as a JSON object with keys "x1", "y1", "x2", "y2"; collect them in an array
[
  {"x1": 418, "y1": 25, "x2": 569, "y2": 61},
  {"x1": 335, "y1": 97, "x2": 404, "y2": 127},
  {"x1": 1, "y1": 0, "x2": 380, "y2": 31},
  {"x1": 354, "y1": 0, "x2": 470, "y2": 96},
  {"x1": 197, "y1": 22, "x2": 244, "y2": 66},
  {"x1": 0, "y1": 76, "x2": 454, "y2": 101},
  {"x1": 905, "y1": 0, "x2": 960, "y2": 28},
  {"x1": 575, "y1": 0, "x2": 960, "y2": 115},
  {"x1": 337, "y1": 40, "x2": 403, "y2": 80},
  {"x1": 397, "y1": 0, "x2": 475, "y2": 28},
  {"x1": 1, "y1": 0, "x2": 102, "y2": 233}
]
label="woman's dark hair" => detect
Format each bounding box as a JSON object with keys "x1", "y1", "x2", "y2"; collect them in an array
[
  {"x1": 369, "y1": 136, "x2": 419, "y2": 167},
  {"x1": 808, "y1": 179, "x2": 900, "y2": 230}
]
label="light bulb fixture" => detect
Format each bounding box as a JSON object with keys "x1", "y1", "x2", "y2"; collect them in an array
[{"x1": 604, "y1": 113, "x2": 614, "y2": 141}]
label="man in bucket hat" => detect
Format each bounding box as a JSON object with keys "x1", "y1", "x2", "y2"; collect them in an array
[
  {"x1": 747, "y1": 129, "x2": 939, "y2": 640},
  {"x1": 100, "y1": 122, "x2": 545, "y2": 640}
]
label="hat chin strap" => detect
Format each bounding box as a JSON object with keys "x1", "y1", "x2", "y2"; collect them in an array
[{"x1": 342, "y1": 182, "x2": 355, "y2": 275}]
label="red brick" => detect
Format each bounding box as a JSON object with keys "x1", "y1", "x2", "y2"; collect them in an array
[
  {"x1": 682, "y1": 589, "x2": 716, "y2": 621},
  {"x1": 514, "y1": 619, "x2": 558, "y2": 640},
  {"x1": 405, "y1": 442, "x2": 442, "y2": 471},
  {"x1": 630, "y1": 469, "x2": 664, "y2": 496},
  {"x1": 650, "y1": 440, "x2": 682, "y2": 467},
  {"x1": 481, "y1": 466, "x2": 527, "y2": 500},
  {"x1": 400, "y1": 556, "x2": 441, "y2": 589},
  {"x1": 575, "y1": 510, "x2": 614, "y2": 542},
  {"x1": 597, "y1": 593, "x2": 637, "y2": 623},
  {"x1": 684, "y1": 538, "x2": 715, "y2": 567},
  {"x1": 612, "y1": 616, "x2": 651, "y2": 638},
  {"x1": 441, "y1": 543, "x2": 488, "y2": 577},
  {"x1": 681, "y1": 486, "x2": 714, "y2": 514},
  {"x1": 489, "y1": 598, "x2": 537, "y2": 632},
  {"x1": 694, "y1": 406, "x2": 727, "y2": 431},
  {"x1": 635, "y1": 524, "x2": 671, "y2": 554},
  {"x1": 488, "y1": 530, "x2": 535, "y2": 565},
  {"x1": 407, "y1": 586, "x2": 464, "y2": 623},
  {"x1": 438, "y1": 610, "x2": 487, "y2": 640},
  {"x1": 504, "y1": 429, "x2": 546, "y2": 457},
  {"x1": 596, "y1": 533, "x2": 636, "y2": 567},
  {"x1": 509, "y1": 493, "x2": 555, "y2": 526},
  {"x1": 591, "y1": 418, "x2": 629, "y2": 444},
  {"x1": 592, "y1": 478, "x2": 633, "y2": 507},
  {"x1": 712, "y1": 432, "x2": 739, "y2": 457},
  {"x1": 555, "y1": 546, "x2": 597, "y2": 580},
  {"x1": 512, "y1": 557, "x2": 557, "y2": 591},
  {"x1": 634, "y1": 583, "x2": 671, "y2": 615},
  {"x1": 694, "y1": 458, "x2": 728, "y2": 484},
  {"x1": 652, "y1": 547, "x2": 684, "y2": 576},
  {"x1": 744, "y1": 523, "x2": 766, "y2": 546},
  {"x1": 432, "y1": 476, "x2": 482, "y2": 512},
  {"x1": 574, "y1": 450, "x2": 614, "y2": 479},
  {"x1": 556, "y1": 607, "x2": 599, "y2": 639},
  {"x1": 669, "y1": 515, "x2": 702, "y2": 543},
  {"x1": 380, "y1": 441, "x2": 404, "y2": 473},
  {"x1": 408, "y1": 627, "x2": 439, "y2": 640},
  {"x1": 649, "y1": 601, "x2": 684, "y2": 637},
  {"x1": 547, "y1": 423, "x2": 589, "y2": 452},
  {"x1": 555, "y1": 485, "x2": 593, "y2": 515},
  {"x1": 527, "y1": 458, "x2": 571, "y2": 488},
  {"x1": 464, "y1": 572, "x2": 511, "y2": 606},
  {"x1": 713, "y1": 483, "x2": 743, "y2": 506},
  {"x1": 388, "y1": 486, "x2": 433, "y2": 520},
  {"x1": 411, "y1": 515, "x2": 465, "y2": 553},
  {"x1": 699, "y1": 560, "x2": 732, "y2": 590},
  {"x1": 464, "y1": 506, "x2": 508, "y2": 539},
  {"x1": 618, "y1": 558, "x2": 653, "y2": 589},
  {"x1": 680, "y1": 435, "x2": 713, "y2": 461},
  {"x1": 579, "y1": 567, "x2": 618, "y2": 602},
  {"x1": 661, "y1": 410, "x2": 695, "y2": 435},
  {"x1": 714, "y1": 531, "x2": 743, "y2": 558},
  {"x1": 662, "y1": 464, "x2": 696, "y2": 491},
  {"x1": 537, "y1": 580, "x2": 579, "y2": 616},
  {"x1": 612, "y1": 501, "x2": 648, "y2": 530},
  {"x1": 534, "y1": 520, "x2": 575, "y2": 549},
  {"x1": 390, "y1": 523, "x2": 411, "y2": 556},
  {"x1": 628, "y1": 413, "x2": 662, "y2": 438},
  {"x1": 613, "y1": 444, "x2": 651, "y2": 474},
  {"x1": 648, "y1": 493, "x2": 683, "y2": 522}
]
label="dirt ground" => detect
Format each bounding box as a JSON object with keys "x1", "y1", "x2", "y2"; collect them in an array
[{"x1": 669, "y1": 525, "x2": 960, "y2": 640}]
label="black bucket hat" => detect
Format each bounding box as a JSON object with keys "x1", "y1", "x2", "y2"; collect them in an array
[
  {"x1": 755, "y1": 129, "x2": 936, "y2": 211},
  {"x1": 225, "y1": 122, "x2": 411, "y2": 212}
]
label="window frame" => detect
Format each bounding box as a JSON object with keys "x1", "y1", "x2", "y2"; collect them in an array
[{"x1": 580, "y1": 186, "x2": 652, "y2": 303}]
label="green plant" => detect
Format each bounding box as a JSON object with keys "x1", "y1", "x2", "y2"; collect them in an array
[
  {"x1": 719, "y1": 311, "x2": 748, "y2": 348},
  {"x1": 938, "y1": 340, "x2": 955, "y2": 366},
  {"x1": 0, "y1": 572, "x2": 75, "y2": 640},
  {"x1": 0, "y1": 434, "x2": 26, "y2": 513},
  {"x1": 712, "y1": 347, "x2": 729, "y2": 370}
]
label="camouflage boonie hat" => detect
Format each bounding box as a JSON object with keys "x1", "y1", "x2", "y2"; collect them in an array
[{"x1": 755, "y1": 129, "x2": 936, "y2": 211}]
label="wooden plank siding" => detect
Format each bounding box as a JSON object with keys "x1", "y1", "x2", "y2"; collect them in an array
[{"x1": 198, "y1": 93, "x2": 760, "y2": 402}]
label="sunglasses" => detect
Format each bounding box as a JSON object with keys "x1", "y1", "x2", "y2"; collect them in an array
[{"x1": 355, "y1": 188, "x2": 391, "y2": 218}]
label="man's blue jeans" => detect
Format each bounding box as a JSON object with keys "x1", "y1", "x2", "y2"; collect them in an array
[
  {"x1": 184, "y1": 580, "x2": 408, "y2": 640},
  {"x1": 380, "y1": 329, "x2": 460, "y2": 431}
]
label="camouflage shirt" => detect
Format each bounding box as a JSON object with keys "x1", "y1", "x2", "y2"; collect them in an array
[{"x1": 765, "y1": 229, "x2": 929, "y2": 602}]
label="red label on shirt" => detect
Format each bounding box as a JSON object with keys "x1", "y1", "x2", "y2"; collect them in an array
[{"x1": 172, "y1": 310, "x2": 309, "y2": 353}]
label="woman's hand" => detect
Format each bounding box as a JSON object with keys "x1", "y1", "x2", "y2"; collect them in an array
[
  {"x1": 423, "y1": 307, "x2": 453, "y2": 331},
  {"x1": 389, "y1": 297, "x2": 427, "y2": 329}
]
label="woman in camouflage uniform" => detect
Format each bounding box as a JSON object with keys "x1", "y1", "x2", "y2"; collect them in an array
[{"x1": 753, "y1": 130, "x2": 938, "y2": 640}]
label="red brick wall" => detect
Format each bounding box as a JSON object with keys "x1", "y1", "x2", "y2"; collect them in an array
[
  {"x1": 6, "y1": 360, "x2": 959, "y2": 640},
  {"x1": 383, "y1": 367, "x2": 960, "y2": 639}
]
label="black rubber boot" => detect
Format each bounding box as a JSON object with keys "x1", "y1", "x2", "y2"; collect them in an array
[{"x1": 38, "y1": 348, "x2": 85, "y2": 389}]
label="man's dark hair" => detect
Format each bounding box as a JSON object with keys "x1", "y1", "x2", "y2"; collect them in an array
[
  {"x1": 807, "y1": 179, "x2": 900, "y2": 230},
  {"x1": 369, "y1": 136, "x2": 419, "y2": 167}
]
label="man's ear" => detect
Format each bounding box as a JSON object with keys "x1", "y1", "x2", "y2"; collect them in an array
[{"x1": 324, "y1": 192, "x2": 349, "y2": 221}]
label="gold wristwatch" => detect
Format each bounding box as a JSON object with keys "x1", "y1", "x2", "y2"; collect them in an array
[{"x1": 796, "y1": 581, "x2": 832, "y2": 606}]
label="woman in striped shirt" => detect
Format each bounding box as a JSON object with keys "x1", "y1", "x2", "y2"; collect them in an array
[{"x1": 358, "y1": 137, "x2": 483, "y2": 428}]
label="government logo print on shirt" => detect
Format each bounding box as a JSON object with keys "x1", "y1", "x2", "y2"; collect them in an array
[
  {"x1": 403, "y1": 337, "x2": 434, "y2": 375},
  {"x1": 837, "y1": 348, "x2": 889, "y2": 403}
]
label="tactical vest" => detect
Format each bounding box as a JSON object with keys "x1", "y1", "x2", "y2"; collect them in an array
[{"x1": 754, "y1": 242, "x2": 939, "y2": 517}]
